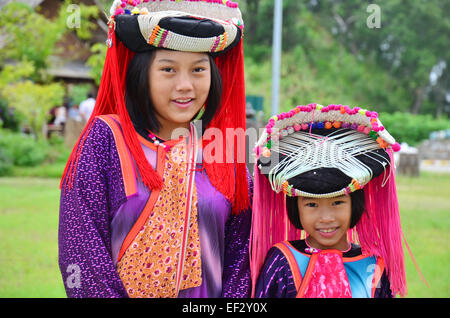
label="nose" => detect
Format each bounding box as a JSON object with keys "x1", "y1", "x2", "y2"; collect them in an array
[
  {"x1": 175, "y1": 72, "x2": 194, "y2": 92},
  {"x1": 318, "y1": 208, "x2": 335, "y2": 223}
]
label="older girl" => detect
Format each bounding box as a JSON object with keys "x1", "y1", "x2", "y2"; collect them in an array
[{"x1": 59, "y1": 0, "x2": 251, "y2": 298}]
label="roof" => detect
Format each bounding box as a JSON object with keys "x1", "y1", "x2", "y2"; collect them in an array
[{"x1": 47, "y1": 57, "x2": 94, "y2": 80}]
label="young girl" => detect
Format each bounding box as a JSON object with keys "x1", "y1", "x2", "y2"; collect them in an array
[
  {"x1": 58, "y1": 0, "x2": 251, "y2": 298},
  {"x1": 250, "y1": 104, "x2": 407, "y2": 298}
]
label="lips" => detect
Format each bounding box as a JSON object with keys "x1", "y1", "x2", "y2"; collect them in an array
[
  {"x1": 172, "y1": 98, "x2": 195, "y2": 108},
  {"x1": 316, "y1": 227, "x2": 338, "y2": 238}
]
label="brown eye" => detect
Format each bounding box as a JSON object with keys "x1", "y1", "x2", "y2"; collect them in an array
[{"x1": 161, "y1": 67, "x2": 175, "y2": 73}]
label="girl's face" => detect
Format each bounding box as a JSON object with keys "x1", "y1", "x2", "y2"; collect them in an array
[
  {"x1": 149, "y1": 50, "x2": 211, "y2": 140},
  {"x1": 298, "y1": 195, "x2": 352, "y2": 251}
]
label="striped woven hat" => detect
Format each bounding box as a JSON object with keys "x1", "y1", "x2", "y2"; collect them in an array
[{"x1": 109, "y1": 0, "x2": 243, "y2": 56}]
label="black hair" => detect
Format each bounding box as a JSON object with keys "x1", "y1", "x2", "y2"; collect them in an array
[
  {"x1": 286, "y1": 189, "x2": 366, "y2": 230},
  {"x1": 125, "y1": 49, "x2": 223, "y2": 135}
]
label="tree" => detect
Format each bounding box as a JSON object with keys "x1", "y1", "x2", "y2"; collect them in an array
[
  {"x1": 86, "y1": 43, "x2": 107, "y2": 86},
  {"x1": 239, "y1": 0, "x2": 449, "y2": 117},
  {"x1": 0, "y1": 0, "x2": 99, "y2": 138},
  {"x1": 0, "y1": 62, "x2": 64, "y2": 140},
  {"x1": 300, "y1": 0, "x2": 450, "y2": 116},
  {"x1": 0, "y1": 0, "x2": 99, "y2": 81},
  {"x1": 0, "y1": 2, "x2": 64, "y2": 79}
]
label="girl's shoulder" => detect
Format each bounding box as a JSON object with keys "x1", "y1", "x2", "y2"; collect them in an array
[
  {"x1": 78, "y1": 115, "x2": 118, "y2": 146},
  {"x1": 82, "y1": 115, "x2": 130, "y2": 155}
]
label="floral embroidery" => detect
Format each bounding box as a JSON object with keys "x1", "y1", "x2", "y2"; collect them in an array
[{"x1": 117, "y1": 141, "x2": 202, "y2": 298}]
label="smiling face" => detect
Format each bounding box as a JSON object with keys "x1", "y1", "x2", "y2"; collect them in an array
[
  {"x1": 149, "y1": 50, "x2": 211, "y2": 140},
  {"x1": 298, "y1": 195, "x2": 352, "y2": 251}
]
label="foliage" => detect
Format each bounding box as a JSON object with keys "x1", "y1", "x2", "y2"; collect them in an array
[
  {"x1": 86, "y1": 43, "x2": 108, "y2": 86},
  {"x1": 58, "y1": 0, "x2": 100, "y2": 41},
  {"x1": 0, "y1": 146, "x2": 13, "y2": 176},
  {"x1": 0, "y1": 2, "x2": 63, "y2": 78},
  {"x1": 244, "y1": 11, "x2": 411, "y2": 119},
  {"x1": 68, "y1": 83, "x2": 94, "y2": 106},
  {"x1": 379, "y1": 112, "x2": 450, "y2": 146},
  {"x1": 0, "y1": 97, "x2": 19, "y2": 131},
  {"x1": 0, "y1": 60, "x2": 35, "y2": 88},
  {"x1": 0, "y1": 129, "x2": 49, "y2": 171},
  {"x1": 0, "y1": 59, "x2": 65, "y2": 139},
  {"x1": 0, "y1": 1, "x2": 98, "y2": 138},
  {"x1": 0, "y1": 129, "x2": 72, "y2": 177},
  {"x1": 1, "y1": 80, "x2": 65, "y2": 140},
  {"x1": 240, "y1": 0, "x2": 450, "y2": 117},
  {"x1": 0, "y1": 1, "x2": 99, "y2": 79}
]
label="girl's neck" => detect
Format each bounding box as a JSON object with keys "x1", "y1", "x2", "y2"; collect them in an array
[{"x1": 156, "y1": 123, "x2": 191, "y2": 141}]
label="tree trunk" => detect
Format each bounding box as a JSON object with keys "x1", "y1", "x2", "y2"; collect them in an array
[{"x1": 411, "y1": 86, "x2": 426, "y2": 114}]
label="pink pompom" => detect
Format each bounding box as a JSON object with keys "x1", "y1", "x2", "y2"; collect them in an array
[
  {"x1": 114, "y1": 8, "x2": 124, "y2": 15},
  {"x1": 392, "y1": 142, "x2": 401, "y2": 152}
]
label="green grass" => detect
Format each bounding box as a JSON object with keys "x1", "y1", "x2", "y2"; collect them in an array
[
  {"x1": 0, "y1": 178, "x2": 66, "y2": 297},
  {"x1": 396, "y1": 172, "x2": 450, "y2": 298},
  {"x1": 8, "y1": 161, "x2": 67, "y2": 179},
  {"x1": 0, "y1": 173, "x2": 448, "y2": 298}
]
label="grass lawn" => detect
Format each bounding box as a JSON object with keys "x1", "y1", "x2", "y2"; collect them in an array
[
  {"x1": 395, "y1": 172, "x2": 450, "y2": 298},
  {"x1": 0, "y1": 177, "x2": 65, "y2": 297},
  {"x1": 0, "y1": 172, "x2": 448, "y2": 298}
]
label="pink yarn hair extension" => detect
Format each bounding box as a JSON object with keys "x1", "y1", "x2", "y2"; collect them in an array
[
  {"x1": 250, "y1": 163, "x2": 301, "y2": 296},
  {"x1": 356, "y1": 150, "x2": 407, "y2": 297}
]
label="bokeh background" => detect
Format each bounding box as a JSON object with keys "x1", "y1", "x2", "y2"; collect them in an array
[{"x1": 0, "y1": 0, "x2": 448, "y2": 298}]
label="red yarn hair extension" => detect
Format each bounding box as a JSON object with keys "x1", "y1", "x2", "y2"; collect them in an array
[
  {"x1": 204, "y1": 39, "x2": 250, "y2": 214},
  {"x1": 61, "y1": 30, "x2": 163, "y2": 192}
]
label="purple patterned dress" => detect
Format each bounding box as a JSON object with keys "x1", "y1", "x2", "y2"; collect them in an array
[{"x1": 58, "y1": 118, "x2": 252, "y2": 298}]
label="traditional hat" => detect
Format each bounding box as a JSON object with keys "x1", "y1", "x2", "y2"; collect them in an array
[
  {"x1": 110, "y1": 0, "x2": 243, "y2": 55},
  {"x1": 61, "y1": 0, "x2": 249, "y2": 214},
  {"x1": 250, "y1": 103, "x2": 407, "y2": 297}
]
